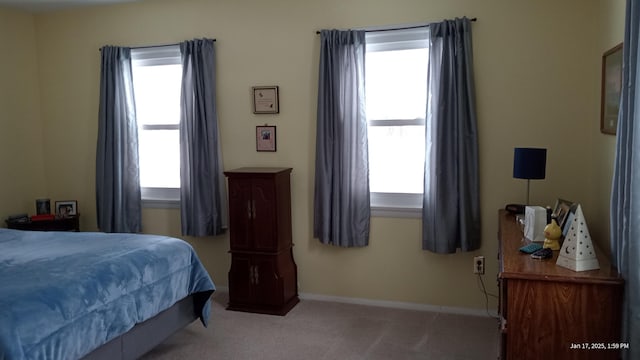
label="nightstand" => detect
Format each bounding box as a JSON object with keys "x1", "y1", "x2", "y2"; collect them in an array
[{"x1": 6, "y1": 215, "x2": 80, "y2": 232}]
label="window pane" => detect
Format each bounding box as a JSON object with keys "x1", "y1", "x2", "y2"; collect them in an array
[
  {"x1": 132, "y1": 64, "x2": 182, "y2": 125},
  {"x1": 365, "y1": 48, "x2": 427, "y2": 121},
  {"x1": 368, "y1": 125, "x2": 425, "y2": 194},
  {"x1": 139, "y1": 129, "x2": 180, "y2": 188}
]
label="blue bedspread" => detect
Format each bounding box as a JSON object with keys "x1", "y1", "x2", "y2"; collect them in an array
[{"x1": 0, "y1": 228, "x2": 215, "y2": 360}]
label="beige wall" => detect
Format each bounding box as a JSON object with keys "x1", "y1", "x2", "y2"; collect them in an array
[
  {"x1": 590, "y1": 0, "x2": 626, "y2": 256},
  {"x1": 0, "y1": 8, "x2": 46, "y2": 219},
  {"x1": 0, "y1": 0, "x2": 625, "y2": 310}
]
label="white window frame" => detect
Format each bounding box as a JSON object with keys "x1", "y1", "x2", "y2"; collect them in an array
[
  {"x1": 366, "y1": 27, "x2": 429, "y2": 218},
  {"x1": 131, "y1": 46, "x2": 182, "y2": 208}
]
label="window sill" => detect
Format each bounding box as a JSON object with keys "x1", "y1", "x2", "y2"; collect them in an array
[
  {"x1": 370, "y1": 192, "x2": 422, "y2": 218},
  {"x1": 371, "y1": 205, "x2": 421, "y2": 218},
  {"x1": 142, "y1": 198, "x2": 180, "y2": 209},
  {"x1": 141, "y1": 187, "x2": 179, "y2": 208}
]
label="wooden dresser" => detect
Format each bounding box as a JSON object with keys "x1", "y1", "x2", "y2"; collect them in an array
[
  {"x1": 224, "y1": 167, "x2": 299, "y2": 315},
  {"x1": 498, "y1": 210, "x2": 623, "y2": 360}
]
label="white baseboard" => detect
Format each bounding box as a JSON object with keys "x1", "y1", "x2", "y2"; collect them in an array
[
  {"x1": 213, "y1": 286, "x2": 493, "y2": 318},
  {"x1": 299, "y1": 292, "x2": 493, "y2": 318}
]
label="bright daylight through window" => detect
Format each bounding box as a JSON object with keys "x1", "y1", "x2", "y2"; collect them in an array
[
  {"x1": 365, "y1": 28, "x2": 428, "y2": 214},
  {"x1": 131, "y1": 46, "x2": 182, "y2": 202}
]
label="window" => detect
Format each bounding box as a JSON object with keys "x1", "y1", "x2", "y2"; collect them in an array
[
  {"x1": 131, "y1": 46, "x2": 182, "y2": 205},
  {"x1": 365, "y1": 28, "x2": 428, "y2": 216}
]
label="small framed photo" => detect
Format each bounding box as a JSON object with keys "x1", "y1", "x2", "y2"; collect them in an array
[
  {"x1": 561, "y1": 204, "x2": 579, "y2": 237},
  {"x1": 552, "y1": 199, "x2": 573, "y2": 230},
  {"x1": 55, "y1": 200, "x2": 78, "y2": 217},
  {"x1": 252, "y1": 86, "x2": 279, "y2": 114},
  {"x1": 256, "y1": 125, "x2": 276, "y2": 152},
  {"x1": 600, "y1": 43, "x2": 623, "y2": 135}
]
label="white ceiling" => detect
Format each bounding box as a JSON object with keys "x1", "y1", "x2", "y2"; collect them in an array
[{"x1": 0, "y1": 0, "x2": 139, "y2": 12}]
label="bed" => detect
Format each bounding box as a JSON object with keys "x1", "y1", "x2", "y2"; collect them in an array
[{"x1": 0, "y1": 228, "x2": 215, "y2": 360}]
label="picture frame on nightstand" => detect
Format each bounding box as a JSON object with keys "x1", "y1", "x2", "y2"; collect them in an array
[{"x1": 55, "y1": 200, "x2": 78, "y2": 217}]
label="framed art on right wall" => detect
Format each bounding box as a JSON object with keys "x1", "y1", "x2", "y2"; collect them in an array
[{"x1": 600, "y1": 43, "x2": 623, "y2": 135}]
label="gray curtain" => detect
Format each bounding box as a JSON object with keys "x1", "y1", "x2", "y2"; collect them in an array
[
  {"x1": 179, "y1": 39, "x2": 227, "y2": 237},
  {"x1": 610, "y1": 0, "x2": 640, "y2": 358},
  {"x1": 96, "y1": 46, "x2": 142, "y2": 233},
  {"x1": 314, "y1": 30, "x2": 370, "y2": 247},
  {"x1": 422, "y1": 18, "x2": 480, "y2": 253}
]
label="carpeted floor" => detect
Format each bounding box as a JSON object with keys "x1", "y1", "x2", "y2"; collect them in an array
[{"x1": 141, "y1": 292, "x2": 499, "y2": 360}]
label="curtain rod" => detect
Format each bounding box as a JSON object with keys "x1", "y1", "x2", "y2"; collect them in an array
[
  {"x1": 315, "y1": 18, "x2": 477, "y2": 34},
  {"x1": 99, "y1": 39, "x2": 216, "y2": 51}
]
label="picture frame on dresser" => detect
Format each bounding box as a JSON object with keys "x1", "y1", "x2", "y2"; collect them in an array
[
  {"x1": 552, "y1": 198, "x2": 573, "y2": 230},
  {"x1": 55, "y1": 200, "x2": 77, "y2": 217}
]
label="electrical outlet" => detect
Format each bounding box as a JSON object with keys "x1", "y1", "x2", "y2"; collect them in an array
[{"x1": 473, "y1": 256, "x2": 485, "y2": 274}]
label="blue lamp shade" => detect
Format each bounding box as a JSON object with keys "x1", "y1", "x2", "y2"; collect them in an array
[{"x1": 513, "y1": 148, "x2": 547, "y2": 180}]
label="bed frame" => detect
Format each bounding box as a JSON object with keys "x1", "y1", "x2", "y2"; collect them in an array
[{"x1": 82, "y1": 295, "x2": 201, "y2": 360}]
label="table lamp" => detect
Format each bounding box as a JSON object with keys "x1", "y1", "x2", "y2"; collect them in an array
[{"x1": 513, "y1": 147, "x2": 547, "y2": 205}]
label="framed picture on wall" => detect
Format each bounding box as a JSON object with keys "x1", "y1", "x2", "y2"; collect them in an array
[
  {"x1": 252, "y1": 86, "x2": 279, "y2": 114},
  {"x1": 256, "y1": 125, "x2": 276, "y2": 152},
  {"x1": 600, "y1": 43, "x2": 623, "y2": 135}
]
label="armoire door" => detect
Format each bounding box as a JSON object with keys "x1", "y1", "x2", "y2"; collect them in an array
[
  {"x1": 252, "y1": 255, "x2": 281, "y2": 306},
  {"x1": 251, "y1": 178, "x2": 278, "y2": 252},
  {"x1": 228, "y1": 254, "x2": 253, "y2": 304},
  {"x1": 228, "y1": 178, "x2": 253, "y2": 251}
]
